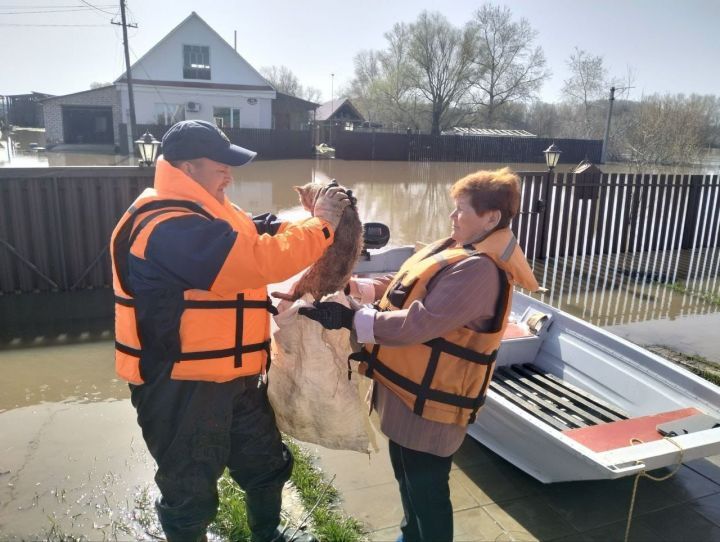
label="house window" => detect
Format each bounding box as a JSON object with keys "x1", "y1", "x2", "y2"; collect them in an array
[
  {"x1": 155, "y1": 103, "x2": 185, "y2": 125},
  {"x1": 213, "y1": 107, "x2": 240, "y2": 129},
  {"x1": 183, "y1": 45, "x2": 211, "y2": 80}
]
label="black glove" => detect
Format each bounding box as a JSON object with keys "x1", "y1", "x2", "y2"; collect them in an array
[{"x1": 298, "y1": 301, "x2": 355, "y2": 330}]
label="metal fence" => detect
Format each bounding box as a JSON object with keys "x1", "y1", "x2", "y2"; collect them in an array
[{"x1": 513, "y1": 172, "x2": 720, "y2": 261}]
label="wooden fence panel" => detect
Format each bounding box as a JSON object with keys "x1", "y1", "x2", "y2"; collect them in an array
[{"x1": 0, "y1": 168, "x2": 153, "y2": 293}]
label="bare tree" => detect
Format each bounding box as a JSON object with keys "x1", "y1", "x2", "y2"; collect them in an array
[
  {"x1": 261, "y1": 65, "x2": 301, "y2": 96},
  {"x1": 408, "y1": 11, "x2": 476, "y2": 136},
  {"x1": 303, "y1": 86, "x2": 322, "y2": 103},
  {"x1": 562, "y1": 48, "x2": 608, "y2": 137},
  {"x1": 622, "y1": 94, "x2": 707, "y2": 165},
  {"x1": 467, "y1": 4, "x2": 549, "y2": 127},
  {"x1": 260, "y1": 65, "x2": 321, "y2": 103}
]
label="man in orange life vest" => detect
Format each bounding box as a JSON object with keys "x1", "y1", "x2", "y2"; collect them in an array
[
  {"x1": 301, "y1": 168, "x2": 539, "y2": 542},
  {"x1": 110, "y1": 120, "x2": 349, "y2": 542}
]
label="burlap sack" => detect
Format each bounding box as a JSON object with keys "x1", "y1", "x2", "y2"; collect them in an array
[{"x1": 268, "y1": 293, "x2": 377, "y2": 453}]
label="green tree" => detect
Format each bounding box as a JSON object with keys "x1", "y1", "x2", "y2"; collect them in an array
[{"x1": 408, "y1": 11, "x2": 476, "y2": 135}]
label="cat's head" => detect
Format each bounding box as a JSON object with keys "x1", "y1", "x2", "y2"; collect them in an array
[
  {"x1": 293, "y1": 182, "x2": 323, "y2": 213},
  {"x1": 294, "y1": 180, "x2": 351, "y2": 214}
]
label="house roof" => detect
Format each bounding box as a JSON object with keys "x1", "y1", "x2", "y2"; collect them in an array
[
  {"x1": 40, "y1": 85, "x2": 115, "y2": 102},
  {"x1": 442, "y1": 127, "x2": 537, "y2": 137},
  {"x1": 6, "y1": 92, "x2": 54, "y2": 99},
  {"x1": 315, "y1": 98, "x2": 363, "y2": 121},
  {"x1": 114, "y1": 11, "x2": 272, "y2": 90},
  {"x1": 275, "y1": 92, "x2": 319, "y2": 109}
]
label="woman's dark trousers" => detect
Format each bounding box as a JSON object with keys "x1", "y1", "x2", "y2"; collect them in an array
[{"x1": 388, "y1": 439, "x2": 454, "y2": 542}]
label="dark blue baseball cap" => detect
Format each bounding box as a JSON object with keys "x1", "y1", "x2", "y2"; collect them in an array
[{"x1": 161, "y1": 120, "x2": 257, "y2": 166}]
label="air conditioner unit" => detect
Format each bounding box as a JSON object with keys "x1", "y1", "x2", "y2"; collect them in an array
[{"x1": 186, "y1": 101, "x2": 201, "y2": 112}]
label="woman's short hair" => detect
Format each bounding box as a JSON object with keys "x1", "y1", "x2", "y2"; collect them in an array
[{"x1": 450, "y1": 167, "x2": 521, "y2": 229}]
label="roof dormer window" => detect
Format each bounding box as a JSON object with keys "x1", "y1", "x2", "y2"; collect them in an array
[{"x1": 183, "y1": 45, "x2": 210, "y2": 80}]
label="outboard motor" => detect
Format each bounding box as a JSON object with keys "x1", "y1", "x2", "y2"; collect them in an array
[{"x1": 362, "y1": 222, "x2": 390, "y2": 258}]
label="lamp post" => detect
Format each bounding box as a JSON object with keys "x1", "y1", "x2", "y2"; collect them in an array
[
  {"x1": 537, "y1": 143, "x2": 562, "y2": 258},
  {"x1": 135, "y1": 131, "x2": 161, "y2": 167},
  {"x1": 543, "y1": 143, "x2": 562, "y2": 172}
]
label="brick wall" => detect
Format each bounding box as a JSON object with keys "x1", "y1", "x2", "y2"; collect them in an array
[{"x1": 42, "y1": 86, "x2": 121, "y2": 147}]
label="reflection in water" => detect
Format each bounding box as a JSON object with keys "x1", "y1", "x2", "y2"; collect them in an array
[
  {"x1": 535, "y1": 248, "x2": 720, "y2": 326},
  {"x1": 0, "y1": 341, "x2": 126, "y2": 411}
]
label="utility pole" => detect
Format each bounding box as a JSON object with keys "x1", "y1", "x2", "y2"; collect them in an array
[
  {"x1": 112, "y1": 0, "x2": 138, "y2": 154},
  {"x1": 330, "y1": 73, "x2": 334, "y2": 146},
  {"x1": 601, "y1": 85, "x2": 633, "y2": 164}
]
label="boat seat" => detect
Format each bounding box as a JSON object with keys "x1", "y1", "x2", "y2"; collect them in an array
[
  {"x1": 503, "y1": 322, "x2": 535, "y2": 339},
  {"x1": 491, "y1": 363, "x2": 629, "y2": 431},
  {"x1": 562, "y1": 407, "x2": 701, "y2": 452},
  {"x1": 497, "y1": 318, "x2": 548, "y2": 367}
]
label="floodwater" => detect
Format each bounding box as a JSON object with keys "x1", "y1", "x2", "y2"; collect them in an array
[{"x1": 2, "y1": 133, "x2": 720, "y2": 539}]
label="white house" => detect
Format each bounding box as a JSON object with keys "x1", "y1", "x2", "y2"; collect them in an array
[
  {"x1": 116, "y1": 11, "x2": 275, "y2": 130},
  {"x1": 43, "y1": 12, "x2": 276, "y2": 149}
]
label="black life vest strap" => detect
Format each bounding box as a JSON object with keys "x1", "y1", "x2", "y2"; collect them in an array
[
  {"x1": 413, "y1": 343, "x2": 442, "y2": 416},
  {"x1": 422, "y1": 337, "x2": 497, "y2": 365},
  {"x1": 115, "y1": 295, "x2": 278, "y2": 315},
  {"x1": 468, "y1": 377, "x2": 491, "y2": 424},
  {"x1": 351, "y1": 337, "x2": 497, "y2": 418},
  {"x1": 114, "y1": 339, "x2": 271, "y2": 361},
  {"x1": 365, "y1": 353, "x2": 481, "y2": 410}
]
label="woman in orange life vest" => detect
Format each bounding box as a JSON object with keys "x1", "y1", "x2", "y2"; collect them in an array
[
  {"x1": 111, "y1": 120, "x2": 350, "y2": 542},
  {"x1": 299, "y1": 167, "x2": 539, "y2": 542}
]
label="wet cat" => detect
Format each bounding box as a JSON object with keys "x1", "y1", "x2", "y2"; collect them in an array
[{"x1": 286, "y1": 180, "x2": 364, "y2": 301}]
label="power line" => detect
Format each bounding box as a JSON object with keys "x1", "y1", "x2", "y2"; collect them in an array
[
  {"x1": 0, "y1": 4, "x2": 115, "y2": 7},
  {"x1": 0, "y1": 22, "x2": 108, "y2": 26},
  {"x1": 78, "y1": 0, "x2": 117, "y2": 16},
  {"x1": 0, "y1": 8, "x2": 111, "y2": 14}
]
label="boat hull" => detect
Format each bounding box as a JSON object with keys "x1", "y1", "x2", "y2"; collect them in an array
[{"x1": 354, "y1": 246, "x2": 720, "y2": 482}]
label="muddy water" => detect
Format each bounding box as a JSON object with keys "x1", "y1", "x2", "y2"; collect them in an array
[
  {"x1": 1, "y1": 153, "x2": 720, "y2": 539},
  {"x1": 0, "y1": 342, "x2": 160, "y2": 540}
]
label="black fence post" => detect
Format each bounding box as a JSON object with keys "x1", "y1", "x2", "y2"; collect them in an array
[
  {"x1": 682, "y1": 175, "x2": 704, "y2": 249},
  {"x1": 536, "y1": 170, "x2": 553, "y2": 259}
]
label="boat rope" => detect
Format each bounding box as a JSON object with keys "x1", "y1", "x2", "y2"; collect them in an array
[{"x1": 624, "y1": 437, "x2": 685, "y2": 542}]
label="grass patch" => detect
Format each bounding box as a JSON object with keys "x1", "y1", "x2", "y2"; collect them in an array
[
  {"x1": 212, "y1": 473, "x2": 253, "y2": 541},
  {"x1": 210, "y1": 438, "x2": 365, "y2": 541},
  {"x1": 648, "y1": 346, "x2": 720, "y2": 387},
  {"x1": 285, "y1": 440, "x2": 364, "y2": 542},
  {"x1": 665, "y1": 282, "x2": 720, "y2": 307}
]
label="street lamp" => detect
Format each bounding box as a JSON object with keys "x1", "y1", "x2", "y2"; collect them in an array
[
  {"x1": 536, "y1": 143, "x2": 562, "y2": 258},
  {"x1": 543, "y1": 143, "x2": 562, "y2": 172},
  {"x1": 135, "y1": 131, "x2": 160, "y2": 167}
]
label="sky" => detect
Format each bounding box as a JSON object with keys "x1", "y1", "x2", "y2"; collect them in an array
[{"x1": 3, "y1": 0, "x2": 720, "y2": 104}]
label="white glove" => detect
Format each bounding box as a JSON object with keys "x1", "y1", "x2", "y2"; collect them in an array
[{"x1": 313, "y1": 186, "x2": 350, "y2": 230}]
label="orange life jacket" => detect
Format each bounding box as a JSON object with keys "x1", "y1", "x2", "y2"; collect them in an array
[
  {"x1": 111, "y1": 158, "x2": 334, "y2": 384},
  {"x1": 358, "y1": 229, "x2": 539, "y2": 426}
]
